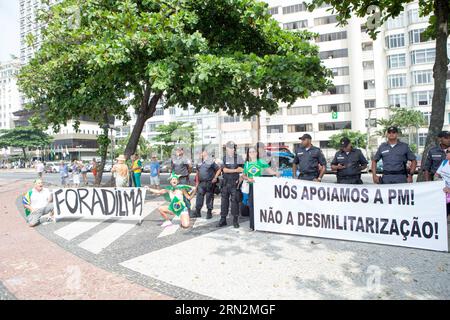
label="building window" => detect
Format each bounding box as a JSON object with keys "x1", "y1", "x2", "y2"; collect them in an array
[
  {"x1": 419, "y1": 133, "x2": 427, "y2": 146},
  {"x1": 409, "y1": 29, "x2": 429, "y2": 44},
  {"x1": 330, "y1": 66, "x2": 349, "y2": 76},
  {"x1": 365, "y1": 118, "x2": 377, "y2": 127},
  {"x1": 412, "y1": 90, "x2": 433, "y2": 106},
  {"x1": 267, "y1": 125, "x2": 284, "y2": 134},
  {"x1": 316, "y1": 31, "x2": 347, "y2": 42},
  {"x1": 385, "y1": 34, "x2": 406, "y2": 49},
  {"x1": 363, "y1": 61, "x2": 374, "y2": 70},
  {"x1": 327, "y1": 85, "x2": 350, "y2": 94},
  {"x1": 286, "y1": 106, "x2": 312, "y2": 115},
  {"x1": 268, "y1": 7, "x2": 279, "y2": 15},
  {"x1": 284, "y1": 20, "x2": 308, "y2": 30},
  {"x1": 387, "y1": 53, "x2": 406, "y2": 69},
  {"x1": 319, "y1": 49, "x2": 348, "y2": 59},
  {"x1": 408, "y1": 8, "x2": 428, "y2": 24},
  {"x1": 318, "y1": 103, "x2": 351, "y2": 113},
  {"x1": 288, "y1": 124, "x2": 313, "y2": 133},
  {"x1": 320, "y1": 141, "x2": 332, "y2": 149},
  {"x1": 314, "y1": 15, "x2": 338, "y2": 26},
  {"x1": 386, "y1": 13, "x2": 405, "y2": 29},
  {"x1": 282, "y1": 3, "x2": 307, "y2": 14},
  {"x1": 364, "y1": 80, "x2": 376, "y2": 90},
  {"x1": 154, "y1": 107, "x2": 164, "y2": 116},
  {"x1": 365, "y1": 100, "x2": 376, "y2": 109},
  {"x1": 319, "y1": 121, "x2": 352, "y2": 131},
  {"x1": 422, "y1": 112, "x2": 431, "y2": 125},
  {"x1": 411, "y1": 48, "x2": 435, "y2": 64},
  {"x1": 388, "y1": 94, "x2": 408, "y2": 107},
  {"x1": 223, "y1": 115, "x2": 241, "y2": 123},
  {"x1": 388, "y1": 74, "x2": 407, "y2": 88},
  {"x1": 412, "y1": 70, "x2": 433, "y2": 85}
]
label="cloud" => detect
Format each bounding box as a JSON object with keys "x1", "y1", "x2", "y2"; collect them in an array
[{"x1": 0, "y1": 0, "x2": 20, "y2": 62}]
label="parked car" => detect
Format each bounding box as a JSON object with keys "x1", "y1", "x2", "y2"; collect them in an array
[
  {"x1": 103, "y1": 161, "x2": 113, "y2": 172},
  {"x1": 44, "y1": 162, "x2": 60, "y2": 173},
  {"x1": 160, "y1": 159, "x2": 173, "y2": 173}
]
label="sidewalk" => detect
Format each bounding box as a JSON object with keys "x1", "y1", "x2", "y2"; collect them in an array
[{"x1": 0, "y1": 179, "x2": 172, "y2": 300}]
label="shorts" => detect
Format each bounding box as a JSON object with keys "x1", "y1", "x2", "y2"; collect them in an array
[
  {"x1": 150, "y1": 176, "x2": 160, "y2": 185},
  {"x1": 73, "y1": 174, "x2": 80, "y2": 184}
]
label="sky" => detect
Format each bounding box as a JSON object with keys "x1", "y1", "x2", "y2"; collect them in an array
[{"x1": 0, "y1": 0, "x2": 20, "y2": 63}]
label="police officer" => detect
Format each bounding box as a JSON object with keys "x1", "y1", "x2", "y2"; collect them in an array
[
  {"x1": 372, "y1": 126, "x2": 417, "y2": 184},
  {"x1": 331, "y1": 137, "x2": 368, "y2": 184},
  {"x1": 194, "y1": 149, "x2": 221, "y2": 219},
  {"x1": 217, "y1": 141, "x2": 244, "y2": 228},
  {"x1": 171, "y1": 147, "x2": 192, "y2": 185},
  {"x1": 423, "y1": 131, "x2": 450, "y2": 181},
  {"x1": 293, "y1": 134, "x2": 326, "y2": 181}
]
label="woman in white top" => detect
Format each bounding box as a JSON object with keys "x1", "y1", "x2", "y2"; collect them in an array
[{"x1": 435, "y1": 146, "x2": 450, "y2": 217}]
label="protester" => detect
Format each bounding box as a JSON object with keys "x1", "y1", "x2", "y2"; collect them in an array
[
  {"x1": 424, "y1": 131, "x2": 450, "y2": 181},
  {"x1": 91, "y1": 158, "x2": 98, "y2": 180},
  {"x1": 150, "y1": 155, "x2": 161, "y2": 189},
  {"x1": 71, "y1": 160, "x2": 81, "y2": 187},
  {"x1": 131, "y1": 154, "x2": 143, "y2": 188},
  {"x1": 435, "y1": 146, "x2": 450, "y2": 217},
  {"x1": 59, "y1": 161, "x2": 69, "y2": 186},
  {"x1": 146, "y1": 172, "x2": 196, "y2": 228},
  {"x1": 22, "y1": 179, "x2": 54, "y2": 227},
  {"x1": 243, "y1": 146, "x2": 280, "y2": 231},
  {"x1": 331, "y1": 137, "x2": 368, "y2": 184},
  {"x1": 80, "y1": 161, "x2": 88, "y2": 186},
  {"x1": 36, "y1": 161, "x2": 45, "y2": 179},
  {"x1": 217, "y1": 141, "x2": 244, "y2": 228},
  {"x1": 194, "y1": 149, "x2": 221, "y2": 219},
  {"x1": 171, "y1": 146, "x2": 192, "y2": 185},
  {"x1": 372, "y1": 126, "x2": 416, "y2": 184},
  {"x1": 112, "y1": 155, "x2": 129, "y2": 188},
  {"x1": 293, "y1": 134, "x2": 327, "y2": 181}
]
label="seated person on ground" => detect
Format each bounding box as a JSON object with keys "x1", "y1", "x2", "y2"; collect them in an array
[
  {"x1": 146, "y1": 172, "x2": 196, "y2": 228},
  {"x1": 22, "y1": 179, "x2": 54, "y2": 227}
]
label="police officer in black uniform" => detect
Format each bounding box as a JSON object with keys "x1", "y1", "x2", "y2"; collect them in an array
[
  {"x1": 423, "y1": 131, "x2": 450, "y2": 181},
  {"x1": 217, "y1": 141, "x2": 244, "y2": 228},
  {"x1": 293, "y1": 134, "x2": 326, "y2": 181},
  {"x1": 372, "y1": 126, "x2": 417, "y2": 184},
  {"x1": 331, "y1": 137, "x2": 368, "y2": 184},
  {"x1": 194, "y1": 149, "x2": 221, "y2": 219}
]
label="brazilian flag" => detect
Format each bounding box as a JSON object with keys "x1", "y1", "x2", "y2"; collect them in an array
[{"x1": 168, "y1": 196, "x2": 186, "y2": 217}]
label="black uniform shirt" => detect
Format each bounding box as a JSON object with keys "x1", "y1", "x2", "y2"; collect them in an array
[
  {"x1": 373, "y1": 141, "x2": 416, "y2": 173},
  {"x1": 293, "y1": 146, "x2": 326, "y2": 175},
  {"x1": 331, "y1": 148, "x2": 368, "y2": 177},
  {"x1": 197, "y1": 159, "x2": 219, "y2": 182},
  {"x1": 222, "y1": 154, "x2": 244, "y2": 183},
  {"x1": 424, "y1": 145, "x2": 446, "y2": 174}
]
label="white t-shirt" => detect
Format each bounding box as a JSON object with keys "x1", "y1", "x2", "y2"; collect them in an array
[
  {"x1": 30, "y1": 188, "x2": 51, "y2": 209},
  {"x1": 36, "y1": 163, "x2": 45, "y2": 173},
  {"x1": 436, "y1": 160, "x2": 450, "y2": 187}
]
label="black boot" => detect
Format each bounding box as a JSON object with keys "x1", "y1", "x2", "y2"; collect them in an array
[
  {"x1": 233, "y1": 216, "x2": 239, "y2": 228},
  {"x1": 194, "y1": 209, "x2": 201, "y2": 218},
  {"x1": 206, "y1": 210, "x2": 212, "y2": 219},
  {"x1": 216, "y1": 217, "x2": 227, "y2": 227}
]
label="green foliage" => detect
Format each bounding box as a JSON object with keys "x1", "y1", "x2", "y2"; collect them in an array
[
  {"x1": 115, "y1": 134, "x2": 150, "y2": 159},
  {"x1": 328, "y1": 130, "x2": 367, "y2": 150},
  {"x1": 0, "y1": 127, "x2": 53, "y2": 160},
  {"x1": 375, "y1": 108, "x2": 426, "y2": 137},
  {"x1": 153, "y1": 121, "x2": 196, "y2": 158},
  {"x1": 18, "y1": 0, "x2": 331, "y2": 148}
]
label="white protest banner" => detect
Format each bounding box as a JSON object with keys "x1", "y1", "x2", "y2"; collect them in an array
[
  {"x1": 254, "y1": 178, "x2": 448, "y2": 252},
  {"x1": 53, "y1": 188, "x2": 147, "y2": 222}
]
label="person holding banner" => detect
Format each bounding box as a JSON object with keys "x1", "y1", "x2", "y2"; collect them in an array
[
  {"x1": 293, "y1": 134, "x2": 326, "y2": 182},
  {"x1": 331, "y1": 138, "x2": 368, "y2": 184},
  {"x1": 424, "y1": 131, "x2": 450, "y2": 181},
  {"x1": 435, "y1": 146, "x2": 450, "y2": 217},
  {"x1": 243, "y1": 147, "x2": 280, "y2": 231},
  {"x1": 372, "y1": 126, "x2": 417, "y2": 184},
  {"x1": 146, "y1": 172, "x2": 196, "y2": 228},
  {"x1": 112, "y1": 155, "x2": 129, "y2": 188},
  {"x1": 23, "y1": 179, "x2": 54, "y2": 227},
  {"x1": 131, "y1": 154, "x2": 143, "y2": 188}
]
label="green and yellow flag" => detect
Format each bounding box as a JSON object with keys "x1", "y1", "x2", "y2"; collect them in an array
[{"x1": 168, "y1": 196, "x2": 186, "y2": 217}]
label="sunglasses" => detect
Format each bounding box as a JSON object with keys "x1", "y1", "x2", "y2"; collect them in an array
[{"x1": 446, "y1": 150, "x2": 450, "y2": 154}]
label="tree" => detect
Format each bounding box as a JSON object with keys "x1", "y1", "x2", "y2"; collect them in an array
[
  {"x1": 153, "y1": 122, "x2": 196, "y2": 159},
  {"x1": 329, "y1": 130, "x2": 367, "y2": 150},
  {"x1": 0, "y1": 127, "x2": 53, "y2": 160},
  {"x1": 115, "y1": 134, "x2": 151, "y2": 159},
  {"x1": 18, "y1": 0, "x2": 331, "y2": 161},
  {"x1": 374, "y1": 108, "x2": 426, "y2": 143},
  {"x1": 309, "y1": 0, "x2": 448, "y2": 181}
]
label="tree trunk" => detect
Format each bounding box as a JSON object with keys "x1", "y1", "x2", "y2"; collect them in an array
[
  {"x1": 94, "y1": 117, "x2": 110, "y2": 186},
  {"x1": 22, "y1": 147, "x2": 27, "y2": 161},
  {"x1": 417, "y1": 0, "x2": 449, "y2": 182},
  {"x1": 124, "y1": 88, "x2": 162, "y2": 159}
]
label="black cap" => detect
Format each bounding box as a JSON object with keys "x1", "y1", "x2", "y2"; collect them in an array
[
  {"x1": 438, "y1": 131, "x2": 450, "y2": 138},
  {"x1": 299, "y1": 133, "x2": 312, "y2": 140},
  {"x1": 340, "y1": 137, "x2": 351, "y2": 148},
  {"x1": 387, "y1": 126, "x2": 398, "y2": 133},
  {"x1": 225, "y1": 141, "x2": 236, "y2": 148}
]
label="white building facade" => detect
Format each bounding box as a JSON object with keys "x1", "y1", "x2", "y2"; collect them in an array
[{"x1": 0, "y1": 60, "x2": 21, "y2": 130}]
